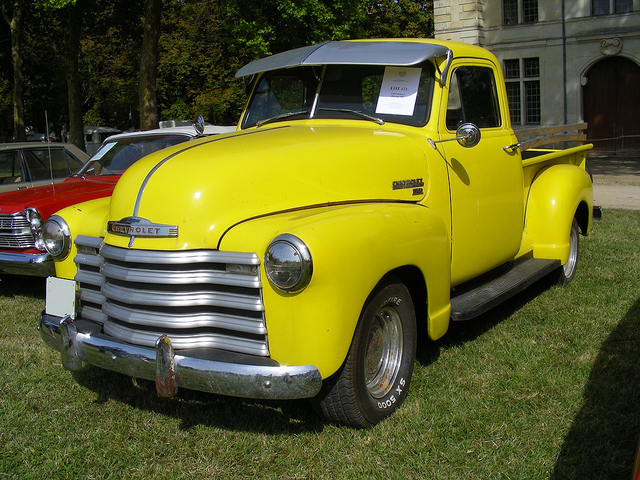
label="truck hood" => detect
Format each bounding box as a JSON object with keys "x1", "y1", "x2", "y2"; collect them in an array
[
  {"x1": 107, "y1": 124, "x2": 429, "y2": 249},
  {"x1": 0, "y1": 176, "x2": 118, "y2": 218}
]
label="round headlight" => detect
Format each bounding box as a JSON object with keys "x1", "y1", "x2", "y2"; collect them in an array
[
  {"x1": 264, "y1": 234, "x2": 312, "y2": 293},
  {"x1": 42, "y1": 215, "x2": 71, "y2": 259},
  {"x1": 25, "y1": 208, "x2": 45, "y2": 250}
]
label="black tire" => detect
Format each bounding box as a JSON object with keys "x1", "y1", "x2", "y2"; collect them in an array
[
  {"x1": 555, "y1": 218, "x2": 580, "y2": 286},
  {"x1": 312, "y1": 278, "x2": 417, "y2": 428}
]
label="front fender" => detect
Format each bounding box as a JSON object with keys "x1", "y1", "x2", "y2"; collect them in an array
[
  {"x1": 52, "y1": 197, "x2": 110, "y2": 279},
  {"x1": 525, "y1": 164, "x2": 593, "y2": 263},
  {"x1": 219, "y1": 203, "x2": 451, "y2": 378}
]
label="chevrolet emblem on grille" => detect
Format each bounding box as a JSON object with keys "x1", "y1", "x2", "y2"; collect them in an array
[{"x1": 107, "y1": 216, "x2": 178, "y2": 238}]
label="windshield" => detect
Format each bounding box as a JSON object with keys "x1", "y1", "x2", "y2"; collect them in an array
[
  {"x1": 242, "y1": 63, "x2": 436, "y2": 129},
  {"x1": 76, "y1": 134, "x2": 191, "y2": 176}
]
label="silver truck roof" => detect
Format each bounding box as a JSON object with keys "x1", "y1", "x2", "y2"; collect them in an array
[{"x1": 235, "y1": 41, "x2": 451, "y2": 78}]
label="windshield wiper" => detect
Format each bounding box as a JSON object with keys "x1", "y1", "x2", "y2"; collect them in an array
[
  {"x1": 316, "y1": 108, "x2": 385, "y2": 126},
  {"x1": 256, "y1": 111, "x2": 310, "y2": 128}
]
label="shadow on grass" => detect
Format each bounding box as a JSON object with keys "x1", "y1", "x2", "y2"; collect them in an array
[
  {"x1": 0, "y1": 274, "x2": 46, "y2": 299},
  {"x1": 72, "y1": 367, "x2": 326, "y2": 434},
  {"x1": 551, "y1": 298, "x2": 640, "y2": 480},
  {"x1": 416, "y1": 276, "x2": 553, "y2": 365}
]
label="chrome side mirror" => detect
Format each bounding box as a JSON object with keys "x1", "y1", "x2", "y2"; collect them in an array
[
  {"x1": 428, "y1": 123, "x2": 481, "y2": 149},
  {"x1": 194, "y1": 114, "x2": 205, "y2": 136}
]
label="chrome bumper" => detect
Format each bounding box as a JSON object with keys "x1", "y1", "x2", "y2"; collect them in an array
[
  {"x1": 38, "y1": 313, "x2": 322, "y2": 400},
  {"x1": 0, "y1": 251, "x2": 54, "y2": 277}
]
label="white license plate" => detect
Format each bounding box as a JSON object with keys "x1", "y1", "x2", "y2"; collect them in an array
[{"x1": 45, "y1": 277, "x2": 76, "y2": 319}]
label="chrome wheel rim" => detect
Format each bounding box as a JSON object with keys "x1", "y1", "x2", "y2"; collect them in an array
[
  {"x1": 563, "y1": 225, "x2": 578, "y2": 278},
  {"x1": 364, "y1": 306, "x2": 403, "y2": 399}
]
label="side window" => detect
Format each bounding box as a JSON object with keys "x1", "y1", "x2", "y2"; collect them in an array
[
  {"x1": 0, "y1": 151, "x2": 22, "y2": 183},
  {"x1": 243, "y1": 69, "x2": 316, "y2": 128},
  {"x1": 446, "y1": 66, "x2": 501, "y2": 130},
  {"x1": 23, "y1": 148, "x2": 72, "y2": 180},
  {"x1": 66, "y1": 151, "x2": 84, "y2": 170}
]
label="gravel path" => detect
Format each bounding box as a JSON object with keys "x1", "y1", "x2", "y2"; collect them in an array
[{"x1": 588, "y1": 156, "x2": 640, "y2": 211}]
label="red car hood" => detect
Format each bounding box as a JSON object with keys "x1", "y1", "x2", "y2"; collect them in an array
[{"x1": 0, "y1": 176, "x2": 118, "y2": 218}]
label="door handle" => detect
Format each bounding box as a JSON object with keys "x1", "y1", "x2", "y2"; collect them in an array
[{"x1": 502, "y1": 143, "x2": 521, "y2": 152}]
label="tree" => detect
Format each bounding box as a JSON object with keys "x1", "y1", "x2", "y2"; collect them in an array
[
  {"x1": 79, "y1": 0, "x2": 143, "y2": 130},
  {"x1": 64, "y1": 0, "x2": 84, "y2": 149},
  {"x1": 1, "y1": 0, "x2": 26, "y2": 141},
  {"x1": 1, "y1": 0, "x2": 79, "y2": 142},
  {"x1": 363, "y1": 0, "x2": 434, "y2": 39},
  {"x1": 139, "y1": 0, "x2": 162, "y2": 130}
]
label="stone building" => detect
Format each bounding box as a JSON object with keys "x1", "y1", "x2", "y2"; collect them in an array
[{"x1": 434, "y1": 0, "x2": 640, "y2": 153}]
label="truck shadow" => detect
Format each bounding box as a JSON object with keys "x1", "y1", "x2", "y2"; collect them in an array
[
  {"x1": 416, "y1": 276, "x2": 552, "y2": 365},
  {"x1": 72, "y1": 367, "x2": 326, "y2": 434},
  {"x1": 0, "y1": 274, "x2": 45, "y2": 300},
  {"x1": 550, "y1": 298, "x2": 640, "y2": 479}
]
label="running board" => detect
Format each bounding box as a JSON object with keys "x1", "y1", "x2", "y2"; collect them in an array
[{"x1": 450, "y1": 258, "x2": 560, "y2": 321}]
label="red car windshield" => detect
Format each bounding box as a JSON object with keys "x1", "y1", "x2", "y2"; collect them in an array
[{"x1": 75, "y1": 134, "x2": 190, "y2": 176}]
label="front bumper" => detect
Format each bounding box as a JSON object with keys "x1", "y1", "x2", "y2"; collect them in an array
[
  {"x1": 0, "y1": 251, "x2": 54, "y2": 277},
  {"x1": 38, "y1": 313, "x2": 323, "y2": 400}
]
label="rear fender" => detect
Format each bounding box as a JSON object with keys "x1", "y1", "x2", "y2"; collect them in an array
[{"x1": 525, "y1": 164, "x2": 593, "y2": 263}]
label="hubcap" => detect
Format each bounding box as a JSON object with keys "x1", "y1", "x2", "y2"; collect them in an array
[{"x1": 364, "y1": 306, "x2": 403, "y2": 398}]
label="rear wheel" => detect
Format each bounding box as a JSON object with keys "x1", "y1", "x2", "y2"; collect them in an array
[
  {"x1": 555, "y1": 218, "x2": 580, "y2": 286},
  {"x1": 313, "y1": 278, "x2": 417, "y2": 428}
]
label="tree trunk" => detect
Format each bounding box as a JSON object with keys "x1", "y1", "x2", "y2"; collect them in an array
[
  {"x1": 139, "y1": 0, "x2": 162, "y2": 130},
  {"x1": 65, "y1": 0, "x2": 85, "y2": 151},
  {"x1": 2, "y1": 1, "x2": 26, "y2": 141}
]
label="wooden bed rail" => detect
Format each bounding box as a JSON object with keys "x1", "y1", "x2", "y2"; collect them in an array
[{"x1": 515, "y1": 122, "x2": 588, "y2": 151}]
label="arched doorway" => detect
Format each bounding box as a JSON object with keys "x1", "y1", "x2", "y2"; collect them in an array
[{"x1": 583, "y1": 56, "x2": 640, "y2": 153}]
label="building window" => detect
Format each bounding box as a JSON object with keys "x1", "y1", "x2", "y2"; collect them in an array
[
  {"x1": 503, "y1": 0, "x2": 538, "y2": 25},
  {"x1": 504, "y1": 58, "x2": 540, "y2": 125},
  {"x1": 593, "y1": 0, "x2": 633, "y2": 15},
  {"x1": 525, "y1": 81, "x2": 541, "y2": 124},
  {"x1": 504, "y1": 0, "x2": 518, "y2": 25}
]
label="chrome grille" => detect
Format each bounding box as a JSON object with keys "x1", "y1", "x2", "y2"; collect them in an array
[
  {"x1": 74, "y1": 235, "x2": 268, "y2": 357},
  {"x1": 0, "y1": 213, "x2": 35, "y2": 249}
]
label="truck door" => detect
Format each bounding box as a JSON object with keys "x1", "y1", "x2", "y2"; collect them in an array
[{"x1": 440, "y1": 62, "x2": 524, "y2": 286}]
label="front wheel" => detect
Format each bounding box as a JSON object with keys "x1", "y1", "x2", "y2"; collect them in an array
[
  {"x1": 312, "y1": 279, "x2": 417, "y2": 428},
  {"x1": 555, "y1": 218, "x2": 580, "y2": 286}
]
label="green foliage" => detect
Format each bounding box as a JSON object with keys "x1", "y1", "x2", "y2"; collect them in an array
[
  {"x1": 364, "y1": 0, "x2": 434, "y2": 38},
  {"x1": 35, "y1": 0, "x2": 76, "y2": 8},
  {"x1": 0, "y1": 0, "x2": 436, "y2": 133},
  {"x1": 82, "y1": 104, "x2": 105, "y2": 127},
  {"x1": 0, "y1": 78, "x2": 11, "y2": 138}
]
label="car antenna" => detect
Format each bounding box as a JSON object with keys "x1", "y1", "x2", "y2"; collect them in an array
[{"x1": 45, "y1": 110, "x2": 54, "y2": 184}]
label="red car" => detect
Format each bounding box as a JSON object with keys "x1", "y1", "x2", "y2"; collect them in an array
[{"x1": 0, "y1": 124, "x2": 235, "y2": 277}]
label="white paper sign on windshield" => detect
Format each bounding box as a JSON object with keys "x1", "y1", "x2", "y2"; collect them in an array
[
  {"x1": 376, "y1": 67, "x2": 421, "y2": 116},
  {"x1": 91, "y1": 141, "x2": 117, "y2": 161}
]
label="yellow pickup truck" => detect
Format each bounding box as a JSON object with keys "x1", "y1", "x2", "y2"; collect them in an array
[{"x1": 38, "y1": 39, "x2": 596, "y2": 428}]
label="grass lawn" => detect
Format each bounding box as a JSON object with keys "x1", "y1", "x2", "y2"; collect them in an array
[{"x1": 1, "y1": 209, "x2": 639, "y2": 479}]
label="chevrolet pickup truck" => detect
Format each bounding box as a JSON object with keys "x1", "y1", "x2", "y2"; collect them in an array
[{"x1": 38, "y1": 39, "x2": 595, "y2": 428}]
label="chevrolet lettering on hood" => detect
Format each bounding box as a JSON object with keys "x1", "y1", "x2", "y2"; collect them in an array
[
  {"x1": 107, "y1": 217, "x2": 178, "y2": 238},
  {"x1": 392, "y1": 178, "x2": 424, "y2": 190}
]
